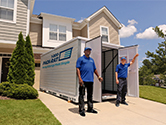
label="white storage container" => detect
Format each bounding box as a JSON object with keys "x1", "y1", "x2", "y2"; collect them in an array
[{"x1": 40, "y1": 36, "x2": 139, "y2": 103}]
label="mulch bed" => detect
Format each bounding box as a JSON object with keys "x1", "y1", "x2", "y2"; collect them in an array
[{"x1": 0, "y1": 96, "x2": 11, "y2": 100}]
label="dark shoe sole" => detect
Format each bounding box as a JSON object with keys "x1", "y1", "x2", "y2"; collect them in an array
[
  {"x1": 115, "y1": 103, "x2": 120, "y2": 107},
  {"x1": 79, "y1": 112, "x2": 85, "y2": 117},
  {"x1": 87, "y1": 110, "x2": 98, "y2": 114},
  {"x1": 121, "y1": 102, "x2": 128, "y2": 105}
]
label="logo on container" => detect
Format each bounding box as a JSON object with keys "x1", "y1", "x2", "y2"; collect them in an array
[
  {"x1": 59, "y1": 47, "x2": 73, "y2": 61},
  {"x1": 42, "y1": 47, "x2": 73, "y2": 65}
]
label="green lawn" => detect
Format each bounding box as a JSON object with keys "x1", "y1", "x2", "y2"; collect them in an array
[
  {"x1": 139, "y1": 85, "x2": 166, "y2": 104},
  {"x1": 0, "y1": 99, "x2": 61, "y2": 125}
]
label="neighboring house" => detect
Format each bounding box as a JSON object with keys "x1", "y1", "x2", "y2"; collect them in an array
[
  {"x1": 0, "y1": 0, "x2": 34, "y2": 84},
  {"x1": 153, "y1": 75, "x2": 164, "y2": 87},
  {"x1": 0, "y1": 0, "x2": 122, "y2": 90},
  {"x1": 0, "y1": 0, "x2": 50, "y2": 89}
]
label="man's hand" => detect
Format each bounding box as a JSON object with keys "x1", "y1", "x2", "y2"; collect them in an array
[
  {"x1": 94, "y1": 70, "x2": 103, "y2": 82},
  {"x1": 135, "y1": 53, "x2": 139, "y2": 57},
  {"x1": 79, "y1": 79, "x2": 84, "y2": 86},
  {"x1": 116, "y1": 79, "x2": 119, "y2": 84},
  {"x1": 130, "y1": 53, "x2": 139, "y2": 65},
  {"x1": 98, "y1": 77, "x2": 103, "y2": 82}
]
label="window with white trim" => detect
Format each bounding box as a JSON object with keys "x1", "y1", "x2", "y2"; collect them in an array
[
  {"x1": 59, "y1": 25, "x2": 66, "y2": 41},
  {"x1": 49, "y1": 24, "x2": 66, "y2": 41},
  {"x1": 49, "y1": 24, "x2": 57, "y2": 40},
  {"x1": 101, "y1": 26, "x2": 109, "y2": 42},
  {"x1": 0, "y1": 0, "x2": 15, "y2": 21}
]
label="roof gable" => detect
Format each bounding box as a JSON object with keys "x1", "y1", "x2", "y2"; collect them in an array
[
  {"x1": 86, "y1": 6, "x2": 122, "y2": 29},
  {"x1": 39, "y1": 12, "x2": 75, "y2": 22},
  {"x1": 73, "y1": 6, "x2": 123, "y2": 30}
]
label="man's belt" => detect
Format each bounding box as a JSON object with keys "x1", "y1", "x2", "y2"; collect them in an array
[{"x1": 118, "y1": 78, "x2": 126, "y2": 80}]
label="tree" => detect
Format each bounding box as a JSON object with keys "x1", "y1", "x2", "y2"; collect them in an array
[
  {"x1": 7, "y1": 32, "x2": 28, "y2": 84},
  {"x1": 142, "y1": 59, "x2": 152, "y2": 70},
  {"x1": 139, "y1": 65, "x2": 155, "y2": 85},
  {"x1": 24, "y1": 35, "x2": 35, "y2": 86},
  {"x1": 145, "y1": 26, "x2": 166, "y2": 74},
  {"x1": 153, "y1": 26, "x2": 166, "y2": 41},
  {"x1": 139, "y1": 26, "x2": 166, "y2": 85}
]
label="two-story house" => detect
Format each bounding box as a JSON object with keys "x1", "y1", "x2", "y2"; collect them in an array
[{"x1": 0, "y1": 0, "x2": 122, "y2": 90}]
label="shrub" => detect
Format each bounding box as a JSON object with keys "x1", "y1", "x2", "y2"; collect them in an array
[
  {"x1": 0, "y1": 82, "x2": 38, "y2": 99},
  {"x1": 13, "y1": 84, "x2": 38, "y2": 99},
  {"x1": 0, "y1": 82, "x2": 16, "y2": 97}
]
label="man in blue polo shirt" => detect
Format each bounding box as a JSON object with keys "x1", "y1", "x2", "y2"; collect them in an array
[
  {"x1": 76, "y1": 47, "x2": 103, "y2": 117},
  {"x1": 115, "y1": 54, "x2": 139, "y2": 107}
]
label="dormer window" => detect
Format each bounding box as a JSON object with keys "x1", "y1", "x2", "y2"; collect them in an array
[
  {"x1": 0, "y1": 0, "x2": 17, "y2": 22},
  {"x1": 49, "y1": 24, "x2": 66, "y2": 41},
  {"x1": 59, "y1": 25, "x2": 66, "y2": 41},
  {"x1": 49, "y1": 24, "x2": 57, "y2": 40}
]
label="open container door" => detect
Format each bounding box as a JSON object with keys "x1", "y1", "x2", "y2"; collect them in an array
[
  {"x1": 86, "y1": 36, "x2": 102, "y2": 102},
  {"x1": 118, "y1": 45, "x2": 139, "y2": 97}
]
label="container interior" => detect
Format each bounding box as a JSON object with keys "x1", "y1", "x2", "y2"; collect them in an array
[{"x1": 102, "y1": 47, "x2": 118, "y2": 100}]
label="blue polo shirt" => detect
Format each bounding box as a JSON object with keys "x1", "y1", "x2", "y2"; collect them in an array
[
  {"x1": 115, "y1": 63, "x2": 130, "y2": 78},
  {"x1": 76, "y1": 55, "x2": 96, "y2": 82}
]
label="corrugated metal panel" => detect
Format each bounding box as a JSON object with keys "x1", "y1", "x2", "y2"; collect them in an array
[
  {"x1": 0, "y1": 0, "x2": 28, "y2": 41},
  {"x1": 118, "y1": 45, "x2": 139, "y2": 97},
  {"x1": 40, "y1": 39, "x2": 80, "y2": 96},
  {"x1": 86, "y1": 36, "x2": 102, "y2": 102}
]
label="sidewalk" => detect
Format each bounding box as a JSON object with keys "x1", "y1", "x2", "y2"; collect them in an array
[{"x1": 39, "y1": 91, "x2": 166, "y2": 125}]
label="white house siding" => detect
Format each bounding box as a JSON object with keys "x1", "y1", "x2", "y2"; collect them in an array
[{"x1": 0, "y1": 0, "x2": 28, "y2": 42}]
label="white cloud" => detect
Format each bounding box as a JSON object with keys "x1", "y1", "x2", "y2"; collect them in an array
[
  {"x1": 128, "y1": 19, "x2": 138, "y2": 25},
  {"x1": 159, "y1": 25, "x2": 166, "y2": 33},
  {"x1": 136, "y1": 24, "x2": 166, "y2": 39},
  {"x1": 136, "y1": 27, "x2": 157, "y2": 39},
  {"x1": 139, "y1": 57, "x2": 147, "y2": 63},
  {"x1": 119, "y1": 19, "x2": 138, "y2": 38}
]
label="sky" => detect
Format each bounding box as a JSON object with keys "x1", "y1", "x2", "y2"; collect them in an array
[{"x1": 33, "y1": 0, "x2": 166, "y2": 67}]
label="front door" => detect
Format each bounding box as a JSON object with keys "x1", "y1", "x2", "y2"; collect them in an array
[
  {"x1": 118, "y1": 45, "x2": 139, "y2": 97},
  {"x1": 1, "y1": 58, "x2": 10, "y2": 82},
  {"x1": 86, "y1": 36, "x2": 102, "y2": 102}
]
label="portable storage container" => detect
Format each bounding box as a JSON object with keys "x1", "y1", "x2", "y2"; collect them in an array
[{"x1": 40, "y1": 36, "x2": 139, "y2": 102}]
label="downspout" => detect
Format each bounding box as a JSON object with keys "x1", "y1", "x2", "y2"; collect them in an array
[{"x1": 26, "y1": 0, "x2": 31, "y2": 36}]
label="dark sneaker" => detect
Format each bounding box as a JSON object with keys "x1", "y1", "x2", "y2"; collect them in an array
[
  {"x1": 79, "y1": 111, "x2": 85, "y2": 117},
  {"x1": 121, "y1": 101, "x2": 128, "y2": 105},
  {"x1": 87, "y1": 109, "x2": 98, "y2": 114},
  {"x1": 115, "y1": 102, "x2": 120, "y2": 107}
]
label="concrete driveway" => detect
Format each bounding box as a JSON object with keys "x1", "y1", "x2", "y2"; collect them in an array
[{"x1": 39, "y1": 91, "x2": 166, "y2": 125}]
